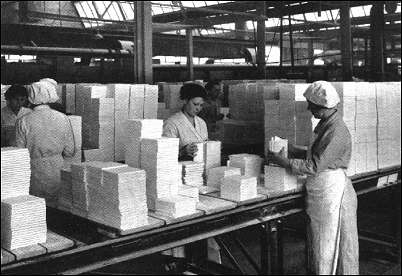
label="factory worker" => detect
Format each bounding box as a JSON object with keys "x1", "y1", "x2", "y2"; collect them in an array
[
  {"x1": 198, "y1": 80, "x2": 224, "y2": 133},
  {"x1": 266, "y1": 81, "x2": 359, "y2": 275},
  {"x1": 15, "y1": 78, "x2": 76, "y2": 207},
  {"x1": 1, "y1": 85, "x2": 31, "y2": 146},
  {"x1": 163, "y1": 83, "x2": 222, "y2": 262},
  {"x1": 163, "y1": 83, "x2": 208, "y2": 161}
]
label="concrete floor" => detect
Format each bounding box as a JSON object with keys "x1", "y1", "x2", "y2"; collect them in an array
[{"x1": 91, "y1": 188, "x2": 400, "y2": 275}]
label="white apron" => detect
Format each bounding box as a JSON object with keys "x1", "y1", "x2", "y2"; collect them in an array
[{"x1": 305, "y1": 133, "x2": 346, "y2": 275}]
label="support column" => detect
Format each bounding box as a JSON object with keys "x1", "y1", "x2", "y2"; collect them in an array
[
  {"x1": 134, "y1": 1, "x2": 152, "y2": 84},
  {"x1": 288, "y1": 12, "x2": 295, "y2": 69},
  {"x1": 256, "y1": 1, "x2": 267, "y2": 79},
  {"x1": 186, "y1": 28, "x2": 194, "y2": 81},
  {"x1": 370, "y1": 3, "x2": 385, "y2": 81},
  {"x1": 308, "y1": 39, "x2": 314, "y2": 66},
  {"x1": 340, "y1": 1, "x2": 353, "y2": 81}
]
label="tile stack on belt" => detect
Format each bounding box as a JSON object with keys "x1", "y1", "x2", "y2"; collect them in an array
[
  {"x1": 221, "y1": 175, "x2": 258, "y2": 201},
  {"x1": 207, "y1": 166, "x2": 241, "y2": 190},
  {"x1": 1, "y1": 195, "x2": 47, "y2": 250},
  {"x1": 140, "y1": 137, "x2": 184, "y2": 210},
  {"x1": 125, "y1": 119, "x2": 163, "y2": 168},
  {"x1": 1, "y1": 148, "x2": 31, "y2": 200}
]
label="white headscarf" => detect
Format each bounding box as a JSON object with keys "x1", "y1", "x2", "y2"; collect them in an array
[
  {"x1": 27, "y1": 78, "x2": 59, "y2": 105},
  {"x1": 303, "y1": 81, "x2": 340, "y2": 108}
]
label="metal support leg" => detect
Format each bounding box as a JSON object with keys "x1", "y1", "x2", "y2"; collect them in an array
[
  {"x1": 231, "y1": 232, "x2": 260, "y2": 273},
  {"x1": 269, "y1": 220, "x2": 284, "y2": 275},
  {"x1": 260, "y1": 222, "x2": 270, "y2": 275},
  {"x1": 215, "y1": 237, "x2": 245, "y2": 275}
]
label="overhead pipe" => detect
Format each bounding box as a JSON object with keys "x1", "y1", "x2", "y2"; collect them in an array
[{"x1": 1, "y1": 45, "x2": 132, "y2": 57}]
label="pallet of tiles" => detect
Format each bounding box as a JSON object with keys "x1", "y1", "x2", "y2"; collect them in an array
[
  {"x1": 264, "y1": 165, "x2": 298, "y2": 192},
  {"x1": 180, "y1": 161, "x2": 204, "y2": 187},
  {"x1": 162, "y1": 83, "x2": 183, "y2": 113},
  {"x1": 178, "y1": 184, "x2": 199, "y2": 201},
  {"x1": 1, "y1": 148, "x2": 31, "y2": 200},
  {"x1": 1, "y1": 195, "x2": 47, "y2": 250},
  {"x1": 221, "y1": 175, "x2": 258, "y2": 201},
  {"x1": 155, "y1": 195, "x2": 198, "y2": 218},
  {"x1": 228, "y1": 83, "x2": 265, "y2": 121},
  {"x1": 228, "y1": 154, "x2": 263, "y2": 183},
  {"x1": 207, "y1": 166, "x2": 241, "y2": 190},
  {"x1": 144, "y1": 85, "x2": 158, "y2": 119},
  {"x1": 107, "y1": 84, "x2": 131, "y2": 162},
  {"x1": 140, "y1": 138, "x2": 180, "y2": 210},
  {"x1": 87, "y1": 165, "x2": 150, "y2": 230},
  {"x1": 57, "y1": 83, "x2": 76, "y2": 114},
  {"x1": 125, "y1": 119, "x2": 163, "y2": 168}
]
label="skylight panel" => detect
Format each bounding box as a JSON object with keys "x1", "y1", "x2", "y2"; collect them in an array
[{"x1": 121, "y1": 2, "x2": 134, "y2": 19}]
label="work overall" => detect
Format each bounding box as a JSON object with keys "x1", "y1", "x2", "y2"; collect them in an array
[{"x1": 306, "y1": 133, "x2": 359, "y2": 275}]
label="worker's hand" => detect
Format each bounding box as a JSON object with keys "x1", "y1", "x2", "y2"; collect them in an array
[
  {"x1": 182, "y1": 143, "x2": 198, "y2": 158},
  {"x1": 266, "y1": 147, "x2": 290, "y2": 168}
]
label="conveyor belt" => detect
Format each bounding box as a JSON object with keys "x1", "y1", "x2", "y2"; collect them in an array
[{"x1": 1, "y1": 165, "x2": 400, "y2": 275}]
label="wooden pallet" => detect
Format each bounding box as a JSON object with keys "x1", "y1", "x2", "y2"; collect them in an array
[{"x1": 1, "y1": 230, "x2": 75, "y2": 265}]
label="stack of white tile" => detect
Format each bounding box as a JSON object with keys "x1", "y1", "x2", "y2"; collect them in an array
[
  {"x1": 1, "y1": 195, "x2": 47, "y2": 250},
  {"x1": 58, "y1": 166, "x2": 73, "y2": 212},
  {"x1": 129, "y1": 85, "x2": 145, "y2": 119},
  {"x1": 264, "y1": 165, "x2": 298, "y2": 191},
  {"x1": 268, "y1": 136, "x2": 288, "y2": 157},
  {"x1": 193, "y1": 143, "x2": 205, "y2": 163},
  {"x1": 87, "y1": 163, "x2": 148, "y2": 230},
  {"x1": 228, "y1": 154, "x2": 263, "y2": 180},
  {"x1": 71, "y1": 162, "x2": 91, "y2": 217},
  {"x1": 207, "y1": 166, "x2": 241, "y2": 189},
  {"x1": 376, "y1": 82, "x2": 401, "y2": 169},
  {"x1": 108, "y1": 84, "x2": 131, "y2": 162},
  {"x1": 140, "y1": 138, "x2": 180, "y2": 210},
  {"x1": 178, "y1": 185, "x2": 199, "y2": 201},
  {"x1": 64, "y1": 116, "x2": 82, "y2": 166},
  {"x1": 204, "y1": 141, "x2": 222, "y2": 171},
  {"x1": 125, "y1": 119, "x2": 163, "y2": 168},
  {"x1": 144, "y1": 85, "x2": 158, "y2": 119},
  {"x1": 155, "y1": 195, "x2": 197, "y2": 218},
  {"x1": 180, "y1": 161, "x2": 204, "y2": 187},
  {"x1": 228, "y1": 83, "x2": 265, "y2": 121},
  {"x1": 264, "y1": 83, "x2": 311, "y2": 155},
  {"x1": 221, "y1": 175, "x2": 257, "y2": 201},
  {"x1": 1, "y1": 148, "x2": 31, "y2": 200}
]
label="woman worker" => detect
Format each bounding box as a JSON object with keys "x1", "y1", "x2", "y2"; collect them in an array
[
  {"x1": 266, "y1": 81, "x2": 359, "y2": 275},
  {"x1": 15, "y1": 78, "x2": 76, "y2": 207},
  {"x1": 1, "y1": 85, "x2": 31, "y2": 146},
  {"x1": 163, "y1": 82, "x2": 222, "y2": 262},
  {"x1": 163, "y1": 82, "x2": 208, "y2": 160}
]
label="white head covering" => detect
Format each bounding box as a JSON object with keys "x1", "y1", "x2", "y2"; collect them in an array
[
  {"x1": 303, "y1": 80, "x2": 340, "y2": 108},
  {"x1": 27, "y1": 78, "x2": 59, "y2": 105}
]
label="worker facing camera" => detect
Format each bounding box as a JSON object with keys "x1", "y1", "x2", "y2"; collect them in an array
[
  {"x1": 198, "y1": 80, "x2": 224, "y2": 132},
  {"x1": 163, "y1": 82, "x2": 208, "y2": 161},
  {"x1": 266, "y1": 80, "x2": 359, "y2": 275}
]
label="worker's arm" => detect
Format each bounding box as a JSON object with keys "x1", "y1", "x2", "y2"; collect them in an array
[{"x1": 288, "y1": 144, "x2": 308, "y2": 159}]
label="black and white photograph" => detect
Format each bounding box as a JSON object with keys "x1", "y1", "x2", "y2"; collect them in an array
[{"x1": 1, "y1": 1, "x2": 401, "y2": 275}]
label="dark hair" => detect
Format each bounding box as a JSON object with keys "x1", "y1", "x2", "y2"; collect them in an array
[
  {"x1": 5, "y1": 85, "x2": 28, "y2": 101},
  {"x1": 205, "y1": 80, "x2": 221, "y2": 91},
  {"x1": 180, "y1": 83, "x2": 207, "y2": 100}
]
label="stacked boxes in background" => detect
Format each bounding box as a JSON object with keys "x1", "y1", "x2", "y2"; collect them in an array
[{"x1": 376, "y1": 82, "x2": 401, "y2": 169}]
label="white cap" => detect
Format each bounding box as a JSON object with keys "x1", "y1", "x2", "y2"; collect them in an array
[
  {"x1": 303, "y1": 81, "x2": 340, "y2": 108},
  {"x1": 27, "y1": 78, "x2": 59, "y2": 105}
]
